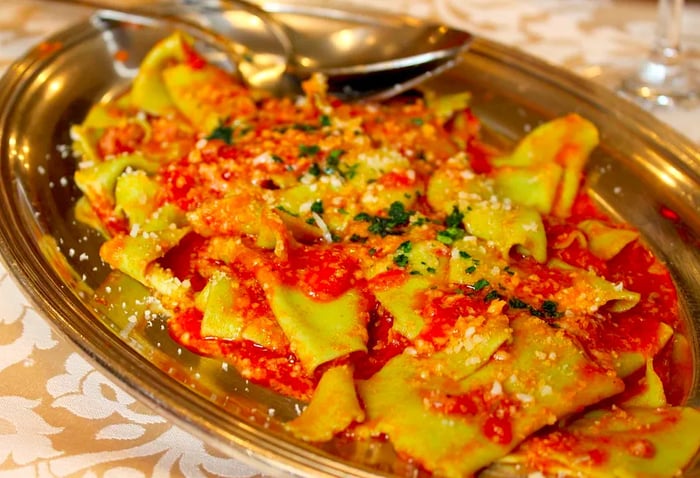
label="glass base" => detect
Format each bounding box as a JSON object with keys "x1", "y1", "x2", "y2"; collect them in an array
[
  {"x1": 618, "y1": 58, "x2": 698, "y2": 108},
  {"x1": 580, "y1": 58, "x2": 698, "y2": 109}
]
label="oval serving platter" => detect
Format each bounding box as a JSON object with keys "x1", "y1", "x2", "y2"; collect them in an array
[{"x1": 0, "y1": 2, "x2": 698, "y2": 477}]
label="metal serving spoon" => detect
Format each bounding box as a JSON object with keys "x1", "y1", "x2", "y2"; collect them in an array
[{"x1": 45, "y1": 0, "x2": 472, "y2": 100}]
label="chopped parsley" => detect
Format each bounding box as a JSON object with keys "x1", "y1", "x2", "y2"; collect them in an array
[
  {"x1": 299, "y1": 144, "x2": 321, "y2": 157},
  {"x1": 393, "y1": 241, "x2": 412, "y2": 268},
  {"x1": 411, "y1": 117, "x2": 425, "y2": 126},
  {"x1": 459, "y1": 250, "x2": 471, "y2": 259},
  {"x1": 293, "y1": 123, "x2": 319, "y2": 132},
  {"x1": 394, "y1": 254, "x2": 409, "y2": 268},
  {"x1": 465, "y1": 265, "x2": 477, "y2": 274},
  {"x1": 437, "y1": 229, "x2": 462, "y2": 245},
  {"x1": 349, "y1": 234, "x2": 368, "y2": 243},
  {"x1": 354, "y1": 202, "x2": 414, "y2": 237},
  {"x1": 397, "y1": 241, "x2": 412, "y2": 254},
  {"x1": 325, "y1": 148, "x2": 345, "y2": 173},
  {"x1": 542, "y1": 300, "x2": 563, "y2": 318},
  {"x1": 271, "y1": 154, "x2": 285, "y2": 164},
  {"x1": 310, "y1": 199, "x2": 324, "y2": 214},
  {"x1": 446, "y1": 205, "x2": 464, "y2": 228},
  {"x1": 320, "y1": 114, "x2": 332, "y2": 127},
  {"x1": 508, "y1": 297, "x2": 529, "y2": 309},
  {"x1": 207, "y1": 123, "x2": 234, "y2": 144},
  {"x1": 328, "y1": 148, "x2": 345, "y2": 162},
  {"x1": 343, "y1": 163, "x2": 360, "y2": 179},
  {"x1": 412, "y1": 216, "x2": 430, "y2": 226},
  {"x1": 508, "y1": 297, "x2": 562, "y2": 320},
  {"x1": 529, "y1": 308, "x2": 544, "y2": 318},
  {"x1": 307, "y1": 163, "x2": 321, "y2": 177},
  {"x1": 484, "y1": 290, "x2": 503, "y2": 302},
  {"x1": 275, "y1": 205, "x2": 299, "y2": 217},
  {"x1": 437, "y1": 205, "x2": 465, "y2": 245},
  {"x1": 471, "y1": 278, "x2": 489, "y2": 291}
]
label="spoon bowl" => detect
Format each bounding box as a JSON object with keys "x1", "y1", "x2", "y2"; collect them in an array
[{"x1": 192, "y1": 0, "x2": 473, "y2": 99}]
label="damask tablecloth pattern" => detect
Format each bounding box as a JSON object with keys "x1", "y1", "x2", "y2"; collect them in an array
[{"x1": 0, "y1": 0, "x2": 698, "y2": 477}]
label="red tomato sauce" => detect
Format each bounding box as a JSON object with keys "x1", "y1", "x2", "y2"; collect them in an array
[
  {"x1": 168, "y1": 308, "x2": 314, "y2": 400},
  {"x1": 277, "y1": 245, "x2": 361, "y2": 300},
  {"x1": 418, "y1": 289, "x2": 491, "y2": 344}
]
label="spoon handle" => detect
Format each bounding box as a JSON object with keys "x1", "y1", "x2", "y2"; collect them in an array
[{"x1": 40, "y1": 0, "x2": 293, "y2": 57}]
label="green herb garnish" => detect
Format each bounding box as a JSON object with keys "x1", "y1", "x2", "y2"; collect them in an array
[
  {"x1": 471, "y1": 278, "x2": 490, "y2": 291},
  {"x1": 207, "y1": 123, "x2": 234, "y2": 144},
  {"x1": 310, "y1": 199, "x2": 324, "y2": 214},
  {"x1": 299, "y1": 144, "x2": 321, "y2": 157}
]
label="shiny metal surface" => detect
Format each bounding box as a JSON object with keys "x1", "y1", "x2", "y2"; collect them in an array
[
  {"x1": 42, "y1": 0, "x2": 471, "y2": 100},
  {"x1": 0, "y1": 4, "x2": 698, "y2": 477}
]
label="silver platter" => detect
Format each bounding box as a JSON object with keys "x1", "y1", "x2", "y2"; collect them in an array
[{"x1": 0, "y1": 3, "x2": 698, "y2": 477}]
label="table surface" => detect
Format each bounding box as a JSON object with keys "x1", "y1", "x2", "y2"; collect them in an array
[{"x1": 1, "y1": 1, "x2": 698, "y2": 477}]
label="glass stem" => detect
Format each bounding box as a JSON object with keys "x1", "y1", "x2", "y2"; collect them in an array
[{"x1": 652, "y1": 0, "x2": 684, "y2": 65}]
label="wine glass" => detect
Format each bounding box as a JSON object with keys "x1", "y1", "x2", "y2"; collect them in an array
[{"x1": 617, "y1": 0, "x2": 697, "y2": 107}]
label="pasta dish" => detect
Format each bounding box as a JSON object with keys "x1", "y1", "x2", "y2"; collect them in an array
[{"x1": 71, "y1": 32, "x2": 700, "y2": 477}]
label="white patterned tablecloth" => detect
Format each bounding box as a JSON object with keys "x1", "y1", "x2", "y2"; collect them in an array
[{"x1": 0, "y1": 1, "x2": 698, "y2": 477}]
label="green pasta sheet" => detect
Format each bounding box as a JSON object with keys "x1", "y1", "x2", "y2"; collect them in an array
[
  {"x1": 355, "y1": 358, "x2": 501, "y2": 478},
  {"x1": 426, "y1": 308, "x2": 512, "y2": 381},
  {"x1": 346, "y1": 147, "x2": 411, "y2": 186},
  {"x1": 74, "y1": 196, "x2": 109, "y2": 238},
  {"x1": 491, "y1": 114, "x2": 598, "y2": 218},
  {"x1": 356, "y1": 314, "x2": 623, "y2": 477},
  {"x1": 162, "y1": 63, "x2": 235, "y2": 133},
  {"x1": 269, "y1": 285, "x2": 368, "y2": 372},
  {"x1": 463, "y1": 202, "x2": 547, "y2": 263},
  {"x1": 114, "y1": 170, "x2": 160, "y2": 227},
  {"x1": 492, "y1": 162, "x2": 563, "y2": 216},
  {"x1": 503, "y1": 406, "x2": 700, "y2": 478},
  {"x1": 74, "y1": 154, "x2": 160, "y2": 211},
  {"x1": 70, "y1": 97, "x2": 135, "y2": 165},
  {"x1": 162, "y1": 63, "x2": 255, "y2": 134},
  {"x1": 272, "y1": 183, "x2": 343, "y2": 239},
  {"x1": 577, "y1": 219, "x2": 640, "y2": 261},
  {"x1": 621, "y1": 359, "x2": 667, "y2": 408},
  {"x1": 425, "y1": 156, "x2": 492, "y2": 215},
  {"x1": 548, "y1": 259, "x2": 640, "y2": 313},
  {"x1": 100, "y1": 204, "x2": 191, "y2": 301},
  {"x1": 611, "y1": 322, "x2": 673, "y2": 379},
  {"x1": 131, "y1": 31, "x2": 191, "y2": 115},
  {"x1": 196, "y1": 271, "x2": 286, "y2": 351},
  {"x1": 448, "y1": 236, "x2": 509, "y2": 286},
  {"x1": 275, "y1": 183, "x2": 330, "y2": 215},
  {"x1": 80, "y1": 95, "x2": 134, "y2": 129},
  {"x1": 269, "y1": 208, "x2": 325, "y2": 245},
  {"x1": 197, "y1": 272, "x2": 246, "y2": 341},
  {"x1": 373, "y1": 276, "x2": 431, "y2": 340},
  {"x1": 404, "y1": 240, "x2": 450, "y2": 276},
  {"x1": 285, "y1": 364, "x2": 365, "y2": 442},
  {"x1": 546, "y1": 257, "x2": 671, "y2": 378},
  {"x1": 186, "y1": 188, "x2": 265, "y2": 238},
  {"x1": 422, "y1": 90, "x2": 472, "y2": 124}
]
